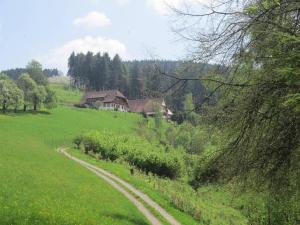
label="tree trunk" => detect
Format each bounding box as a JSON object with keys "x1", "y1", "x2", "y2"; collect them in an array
[
  {"x1": 23, "y1": 105, "x2": 27, "y2": 112},
  {"x1": 2, "y1": 100, "x2": 6, "y2": 113},
  {"x1": 34, "y1": 103, "x2": 37, "y2": 111}
]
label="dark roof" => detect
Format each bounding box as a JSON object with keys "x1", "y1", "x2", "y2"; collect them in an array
[
  {"x1": 128, "y1": 98, "x2": 164, "y2": 113},
  {"x1": 80, "y1": 90, "x2": 127, "y2": 105}
]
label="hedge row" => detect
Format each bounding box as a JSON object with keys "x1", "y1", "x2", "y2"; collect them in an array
[{"x1": 73, "y1": 131, "x2": 183, "y2": 179}]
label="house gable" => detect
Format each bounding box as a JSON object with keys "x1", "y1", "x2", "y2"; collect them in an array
[{"x1": 80, "y1": 90, "x2": 129, "y2": 111}]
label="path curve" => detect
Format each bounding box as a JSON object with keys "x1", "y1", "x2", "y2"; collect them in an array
[{"x1": 58, "y1": 149, "x2": 181, "y2": 225}]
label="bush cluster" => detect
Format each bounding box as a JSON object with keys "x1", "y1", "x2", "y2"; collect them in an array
[{"x1": 74, "y1": 131, "x2": 183, "y2": 179}]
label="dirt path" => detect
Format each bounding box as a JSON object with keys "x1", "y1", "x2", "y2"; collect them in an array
[{"x1": 58, "y1": 149, "x2": 181, "y2": 225}]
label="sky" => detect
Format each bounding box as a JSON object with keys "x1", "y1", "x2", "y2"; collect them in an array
[{"x1": 0, "y1": 0, "x2": 208, "y2": 73}]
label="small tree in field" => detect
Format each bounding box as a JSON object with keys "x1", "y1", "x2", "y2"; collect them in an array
[
  {"x1": 26, "y1": 60, "x2": 48, "y2": 85},
  {"x1": 44, "y1": 87, "x2": 57, "y2": 109},
  {"x1": 0, "y1": 80, "x2": 11, "y2": 112},
  {"x1": 17, "y1": 73, "x2": 37, "y2": 111},
  {"x1": 10, "y1": 83, "x2": 24, "y2": 112},
  {"x1": 0, "y1": 79, "x2": 24, "y2": 112},
  {"x1": 33, "y1": 85, "x2": 47, "y2": 111}
]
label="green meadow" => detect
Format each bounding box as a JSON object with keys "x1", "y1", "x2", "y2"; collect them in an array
[
  {"x1": 49, "y1": 83, "x2": 82, "y2": 106},
  {"x1": 0, "y1": 105, "x2": 154, "y2": 225},
  {"x1": 0, "y1": 84, "x2": 245, "y2": 225}
]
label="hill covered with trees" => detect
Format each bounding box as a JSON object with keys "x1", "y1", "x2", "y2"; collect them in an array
[{"x1": 67, "y1": 52, "x2": 220, "y2": 112}]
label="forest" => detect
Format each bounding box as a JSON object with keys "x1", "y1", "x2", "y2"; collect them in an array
[{"x1": 67, "y1": 52, "x2": 219, "y2": 113}]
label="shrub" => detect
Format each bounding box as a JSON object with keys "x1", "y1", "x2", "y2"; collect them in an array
[{"x1": 73, "y1": 131, "x2": 184, "y2": 179}]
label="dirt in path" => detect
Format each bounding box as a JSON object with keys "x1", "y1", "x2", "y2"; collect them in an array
[{"x1": 58, "y1": 149, "x2": 181, "y2": 225}]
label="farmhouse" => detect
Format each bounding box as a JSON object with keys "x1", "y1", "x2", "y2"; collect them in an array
[
  {"x1": 128, "y1": 98, "x2": 173, "y2": 119},
  {"x1": 80, "y1": 90, "x2": 173, "y2": 118},
  {"x1": 80, "y1": 90, "x2": 129, "y2": 111}
]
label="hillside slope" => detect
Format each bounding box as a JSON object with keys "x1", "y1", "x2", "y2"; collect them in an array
[{"x1": 0, "y1": 107, "x2": 151, "y2": 225}]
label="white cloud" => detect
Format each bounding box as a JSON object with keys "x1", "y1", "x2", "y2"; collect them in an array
[
  {"x1": 40, "y1": 36, "x2": 129, "y2": 72},
  {"x1": 73, "y1": 11, "x2": 111, "y2": 28},
  {"x1": 147, "y1": 0, "x2": 211, "y2": 15}
]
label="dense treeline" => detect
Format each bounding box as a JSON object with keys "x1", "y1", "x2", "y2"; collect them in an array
[
  {"x1": 0, "y1": 60, "x2": 57, "y2": 112},
  {"x1": 124, "y1": 60, "x2": 217, "y2": 112},
  {"x1": 43, "y1": 69, "x2": 63, "y2": 77},
  {"x1": 68, "y1": 52, "x2": 217, "y2": 112},
  {"x1": 68, "y1": 52, "x2": 129, "y2": 96},
  {"x1": 1, "y1": 67, "x2": 62, "y2": 80}
]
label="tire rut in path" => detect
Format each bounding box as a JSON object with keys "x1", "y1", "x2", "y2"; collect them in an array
[{"x1": 58, "y1": 149, "x2": 181, "y2": 225}]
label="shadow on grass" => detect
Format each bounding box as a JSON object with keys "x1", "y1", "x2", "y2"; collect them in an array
[
  {"x1": 0, "y1": 212, "x2": 150, "y2": 225},
  {"x1": 100, "y1": 212, "x2": 150, "y2": 225},
  {"x1": 0, "y1": 109, "x2": 51, "y2": 117},
  {"x1": 0, "y1": 215, "x2": 89, "y2": 225}
]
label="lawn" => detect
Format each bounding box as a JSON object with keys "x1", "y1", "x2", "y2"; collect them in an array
[
  {"x1": 0, "y1": 107, "x2": 150, "y2": 225},
  {"x1": 49, "y1": 83, "x2": 82, "y2": 106}
]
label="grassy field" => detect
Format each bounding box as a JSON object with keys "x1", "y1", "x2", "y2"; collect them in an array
[
  {"x1": 0, "y1": 107, "x2": 199, "y2": 224},
  {"x1": 49, "y1": 83, "x2": 82, "y2": 106},
  {"x1": 0, "y1": 84, "x2": 247, "y2": 225},
  {"x1": 0, "y1": 107, "x2": 151, "y2": 225}
]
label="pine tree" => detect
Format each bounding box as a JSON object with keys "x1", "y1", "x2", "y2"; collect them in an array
[
  {"x1": 109, "y1": 54, "x2": 123, "y2": 90},
  {"x1": 102, "y1": 53, "x2": 111, "y2": 90},
  {"x1": 85, "y1": 51, "x2": 94, "y2": 89},
  {"x1": 129, "y1": 62, "x2": 143, "y2": 99},
  {"x1": 144, "y1": 64, "x2": 161, "y2": 97},
  {"x1": 68, "y1": 52, "x2": 78, "y2": 87},
  {"x1": 120, "y1": 64, "x2": 129, "y2": 95}
]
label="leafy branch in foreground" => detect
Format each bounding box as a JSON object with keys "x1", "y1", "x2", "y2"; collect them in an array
[{"x1": 166, "y1": 1, "x2": 300, "y2": 223}]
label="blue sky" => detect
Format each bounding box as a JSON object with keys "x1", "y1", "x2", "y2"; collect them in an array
[{"x1": 0, "y1": 0, "x2": 201, "y2": 73}]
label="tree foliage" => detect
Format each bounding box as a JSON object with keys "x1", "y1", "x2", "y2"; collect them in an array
[
  {"x1": 17, "y1": 73, "x2": 37, "y2": 111},
  {"x1": 26, "y1": 60, "x2": 48, "y2": 85},
  {"x1": 1, "y1": 67, "x2": 61, "y2": 80},
  {"x1": 33, "y1": 85, "x2": 47, "y2": 111},
  {"x1": 0, "y1": 61, "x2": 58, "y2": 113},
  {"x1": 0, "y1": 78, "x2": 24, "y2": 112},
  {"x1": 172, "y1": 0, "x2": 300, "y2": 224}
]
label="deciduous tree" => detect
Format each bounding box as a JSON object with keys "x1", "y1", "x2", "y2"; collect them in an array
[
  {"x1": 17, "y1": 73, "x2": 37, "y2": 111},
  {"x1": 33, "y1": 85, "x2": 47, "y2": 111},
  {"x1": 26, "y1": 60, "x2": 47, "y2": 85}
]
